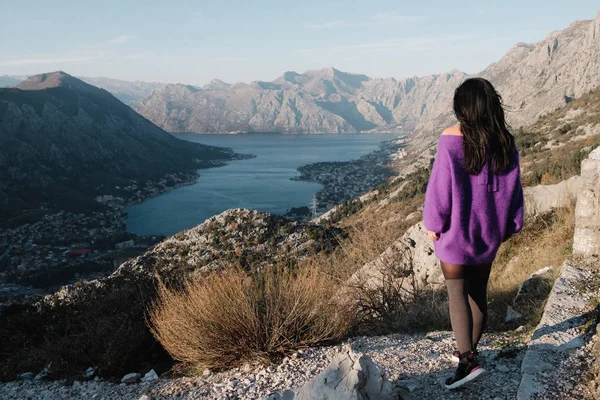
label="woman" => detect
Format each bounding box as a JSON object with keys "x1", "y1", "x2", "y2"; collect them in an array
[{"x1": 423, "y1": 78, "x2": 524, "y2": 390}]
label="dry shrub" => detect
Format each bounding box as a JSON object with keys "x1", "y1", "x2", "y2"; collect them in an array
[
  {"x1": 345, "y1": 242, "x2": 449, "y2": 334},
  {"x1": 149, "y1": 264, "x2": 352, "y2": 369}
]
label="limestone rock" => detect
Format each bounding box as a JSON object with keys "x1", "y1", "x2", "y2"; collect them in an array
[
  {"x1": 269, "y1": 346, "x2": 399, "y2": 400},
  {"x1": 121, "y1": 373, "x2": 142, "y2": 384},
  {"x1": 524, "y1": 176, "x2": 580, "y2": 216},
  {"x1": 141, "y1": 369, "x2": 158, "y2": 382},
  {"x1": 512, "y1": 266, "x2": 554, "y2": 311},
  {"x1": 348, "y1": 222, "x2": 441, "y2": 296},
  {"x1": 517, "y1": 262, "x2": 592, "y2": 400},
  {"x1": 505, "y1": 305, "x2": 525, "y2": 323},
  {"x1": 574, "y1": 146, "x2": 600, "y2": 255}
]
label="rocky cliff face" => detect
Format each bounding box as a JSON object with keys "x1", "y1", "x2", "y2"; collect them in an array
[
  {"x1": 482, "y1": 11, "x2": 600, "y2": 129},
  {"x1": 0, "y1": 71, "x2": 240, "y2": 221},
  {"x1": 133, "y1": 67, "x2": 468, "y2": 134},
  {"x1": 133, "y1": 11, "x2": 600, "y2": 135}
]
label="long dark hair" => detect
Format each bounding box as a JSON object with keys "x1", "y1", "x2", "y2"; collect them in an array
[{"x1": 453, "y1": 78, "x2": 515, "y2": 175}]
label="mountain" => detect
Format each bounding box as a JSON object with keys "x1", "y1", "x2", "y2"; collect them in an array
[
  {"x1": 77, "y1": 76, "x2": 168, "y2": 104},
  {"x1": 0, "y1": 75, "x2": 21, "y2": 88},
  {"x1": 133, "y1": 11, "x2": 600, "y2": 135},
  {"x1": 0, "y1": 71, "x2": 240, "y2": 222},
  {"x1": 132, "y1": 67, "x2": 467, "y2": 134}
]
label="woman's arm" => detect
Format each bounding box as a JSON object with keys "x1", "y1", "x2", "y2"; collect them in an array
[
  {"x1": 423, "y1": 141, "x2": 452, "y2": 235},
  {"x1": 505, "y1": 151, "x2": 525, "y2": 240}
]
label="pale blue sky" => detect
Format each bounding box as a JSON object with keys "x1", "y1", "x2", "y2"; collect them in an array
[{"x1": 1, "y1": 1, "x2": 598, "y2": 85}]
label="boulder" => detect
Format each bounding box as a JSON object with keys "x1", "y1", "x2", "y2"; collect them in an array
[
  {"x1": 268, "y1": 346, "x2": 399, "y2": 400},
  {"x1": 141, "y1": 369, "x2": 159, "y2": 382},
  {"x1": 348, "y1": 222, "x2": 442, "y2": 296},
  {"x1": 524, "y1": 176, "x2": 579, "y2": 217},
  {"x1": 512, "y1": 266, "x2": 554, "y2": 310},
  {"x1": 574, "y1": 146, "x2": 600, "y2": 255}
]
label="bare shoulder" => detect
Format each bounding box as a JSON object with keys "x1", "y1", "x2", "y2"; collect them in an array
[{"x1": 441, "y1": 125, "x2": 463, "y2": 136}]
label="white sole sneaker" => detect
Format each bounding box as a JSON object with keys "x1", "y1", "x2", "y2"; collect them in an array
[{"x1": 444, "y1": 367, "x2": 486, "y2": 390}]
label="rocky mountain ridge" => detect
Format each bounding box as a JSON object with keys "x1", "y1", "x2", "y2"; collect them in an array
[{"x1": 132, "y1": 11, "x2": 600, "y2": 135}]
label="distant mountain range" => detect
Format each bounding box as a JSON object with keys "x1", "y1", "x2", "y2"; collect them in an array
[
  {"x1": 133, "y1": 11, "x2": 600, "y2": 134},
  {"x1": 0, "y1": 71, "x2": 240, "y2": 222},
  {"x1": 3, "y1": 11, "x2": 599, "y2": 137}
]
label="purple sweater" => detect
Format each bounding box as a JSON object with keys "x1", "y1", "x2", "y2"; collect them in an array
[{"x1": 423, "y1": 135, "x2": 524, "y2": 265}]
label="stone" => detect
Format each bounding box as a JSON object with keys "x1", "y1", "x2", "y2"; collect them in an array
[
  {"x1": 496, "y1": 364, "x2": 510, "y2": 373},
  {"x1": 506, "y1": 305, "x2": 525, "y2": 323},
  {"x1": 348, "y1": 222, "x2": 442, "y2": 301},
  {"x1": 574, "y1": 146, "x2": 600, "y2": 255},
  {"x1": 524, "y1": 176, "x2": 580, "y2": 217},
  {"x1": 397, "y1": 379, "x2": 420, "y2": 392},
  {"x1": 34, "y1": 362, "x2": 52, "y2": 381},
  {"x1": 202, "y1": 368, "x2": 212, "y2": 377},
  {"x1": 84, "y1": 367, "x2": 95, "y2": 378},
  {"x1": 512, "y1": 266, "x2": 554, "y2": 310},
  {"x1": 18, "y1": 372, "x2": 34, "y2": 380},
  {"x1": 141, "y1": 369, "x2": 159, "y2": 382},
  {"x1": 270, "y1": 345, "x2": 398, "y2": 400},
  {"x1": 121, "y1": 373, "x2": 142, "y2": 384}
]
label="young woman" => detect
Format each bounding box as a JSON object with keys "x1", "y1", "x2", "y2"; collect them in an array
[{"x1": 423, "y1": 78, "x2": 524, "y2": 390}]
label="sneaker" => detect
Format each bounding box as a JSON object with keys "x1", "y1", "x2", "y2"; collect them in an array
[
  {"x1": 444, "y1": 352, "x2": 485, "y2": 390},
  {"x1": 451, "y1": 349, "x2": 479, "y2": 363}
]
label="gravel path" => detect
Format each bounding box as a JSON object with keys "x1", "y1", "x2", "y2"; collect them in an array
[{"x1": 0, "y1": 330, "x2": 532, "y2": 400}]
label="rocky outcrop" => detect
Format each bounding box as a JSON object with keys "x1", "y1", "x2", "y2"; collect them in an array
[
  {"x1": 269, "y1": 346, "x2": 399, "y2": 400},
  {"x1": 524, "y1": 176, "x2": 580, "y2": 216},
  {"x1": 348, "y1": 222, "x2": 441, "y2": 295},
  {"x1": 574, "y1": 146, "x2": 600, "y2": 255},
  {"x1": 117, "y1": 208, "x2": 342, "y2": 280},
  {"x1": 517, "y1": 262, "x2": 593, "y2": 400}
]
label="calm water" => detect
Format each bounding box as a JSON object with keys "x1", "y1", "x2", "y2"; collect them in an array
[{"x1": 125, "y1": 133, "x2": 397, "y2": 236}]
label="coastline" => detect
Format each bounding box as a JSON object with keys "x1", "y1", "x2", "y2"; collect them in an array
[{"x1": 289, "y1": 136, "x2": 406, "y2": 217}]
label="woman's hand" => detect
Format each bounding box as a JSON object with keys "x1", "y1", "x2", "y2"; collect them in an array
[{"x1": 427, "y1": 230, "x2": 440, "y2": 241}]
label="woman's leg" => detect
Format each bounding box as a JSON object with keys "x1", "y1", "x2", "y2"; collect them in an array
[
  {"x1": 440, "y1": 261, "x2": 472, "y2": 354},
  {"x1": 465, "y1": 263, "x2": 492, "y2": 352}
]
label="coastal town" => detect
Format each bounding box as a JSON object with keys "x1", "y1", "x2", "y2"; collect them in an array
[
  {"x1": 0, "y1": 170, "x2": 208, "y2": 306},
  {"x1": 292, "y1": 136, "x2": 408, "y2": 214}
]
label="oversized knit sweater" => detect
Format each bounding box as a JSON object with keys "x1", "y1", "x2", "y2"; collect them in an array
[{"x1": 423, "y1": 135, "x2": 524, "y2": 265}]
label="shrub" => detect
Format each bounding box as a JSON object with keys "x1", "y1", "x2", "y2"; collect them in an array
[
  {"x1": 149, "y1": 264, "x2": 353, "y2": 370},
  {"x1": 346, "y1": 242, "x2": 449, "y2": 334}
]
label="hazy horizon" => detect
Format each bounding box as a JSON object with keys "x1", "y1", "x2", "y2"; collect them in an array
[{"x1": 1, "y1": 1, "x2": 599, "y2": 86}]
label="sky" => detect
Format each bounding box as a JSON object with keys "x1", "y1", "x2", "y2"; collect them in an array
[{"x1": 1, "y1": 1, "x2": 599, "y2": 86}]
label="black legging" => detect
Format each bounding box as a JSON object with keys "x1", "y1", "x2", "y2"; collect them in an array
[{"x1": 441, "y1": 261, "x2": 492, "y2": 355}]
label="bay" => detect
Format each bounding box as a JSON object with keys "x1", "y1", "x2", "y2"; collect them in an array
[{"x1": 125, "y1": 133, "x2": 397, "y2": 236}]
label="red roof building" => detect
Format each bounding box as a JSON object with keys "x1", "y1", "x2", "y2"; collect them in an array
[{"x1": 66, "y1": 249, "x2": 92, "y2": 258}]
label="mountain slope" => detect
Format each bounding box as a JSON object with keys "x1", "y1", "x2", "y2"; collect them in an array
[
  {"x1": 0, "y1": 71, "x2": 240, "y2": 222},
  {"x1": 133, "y1": 11, "x2": 600, "y2": 135}
]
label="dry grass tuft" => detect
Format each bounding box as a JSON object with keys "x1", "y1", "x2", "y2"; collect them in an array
[{"x1": 149, "y1": 264, "x2": 353, "y2": 370}]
